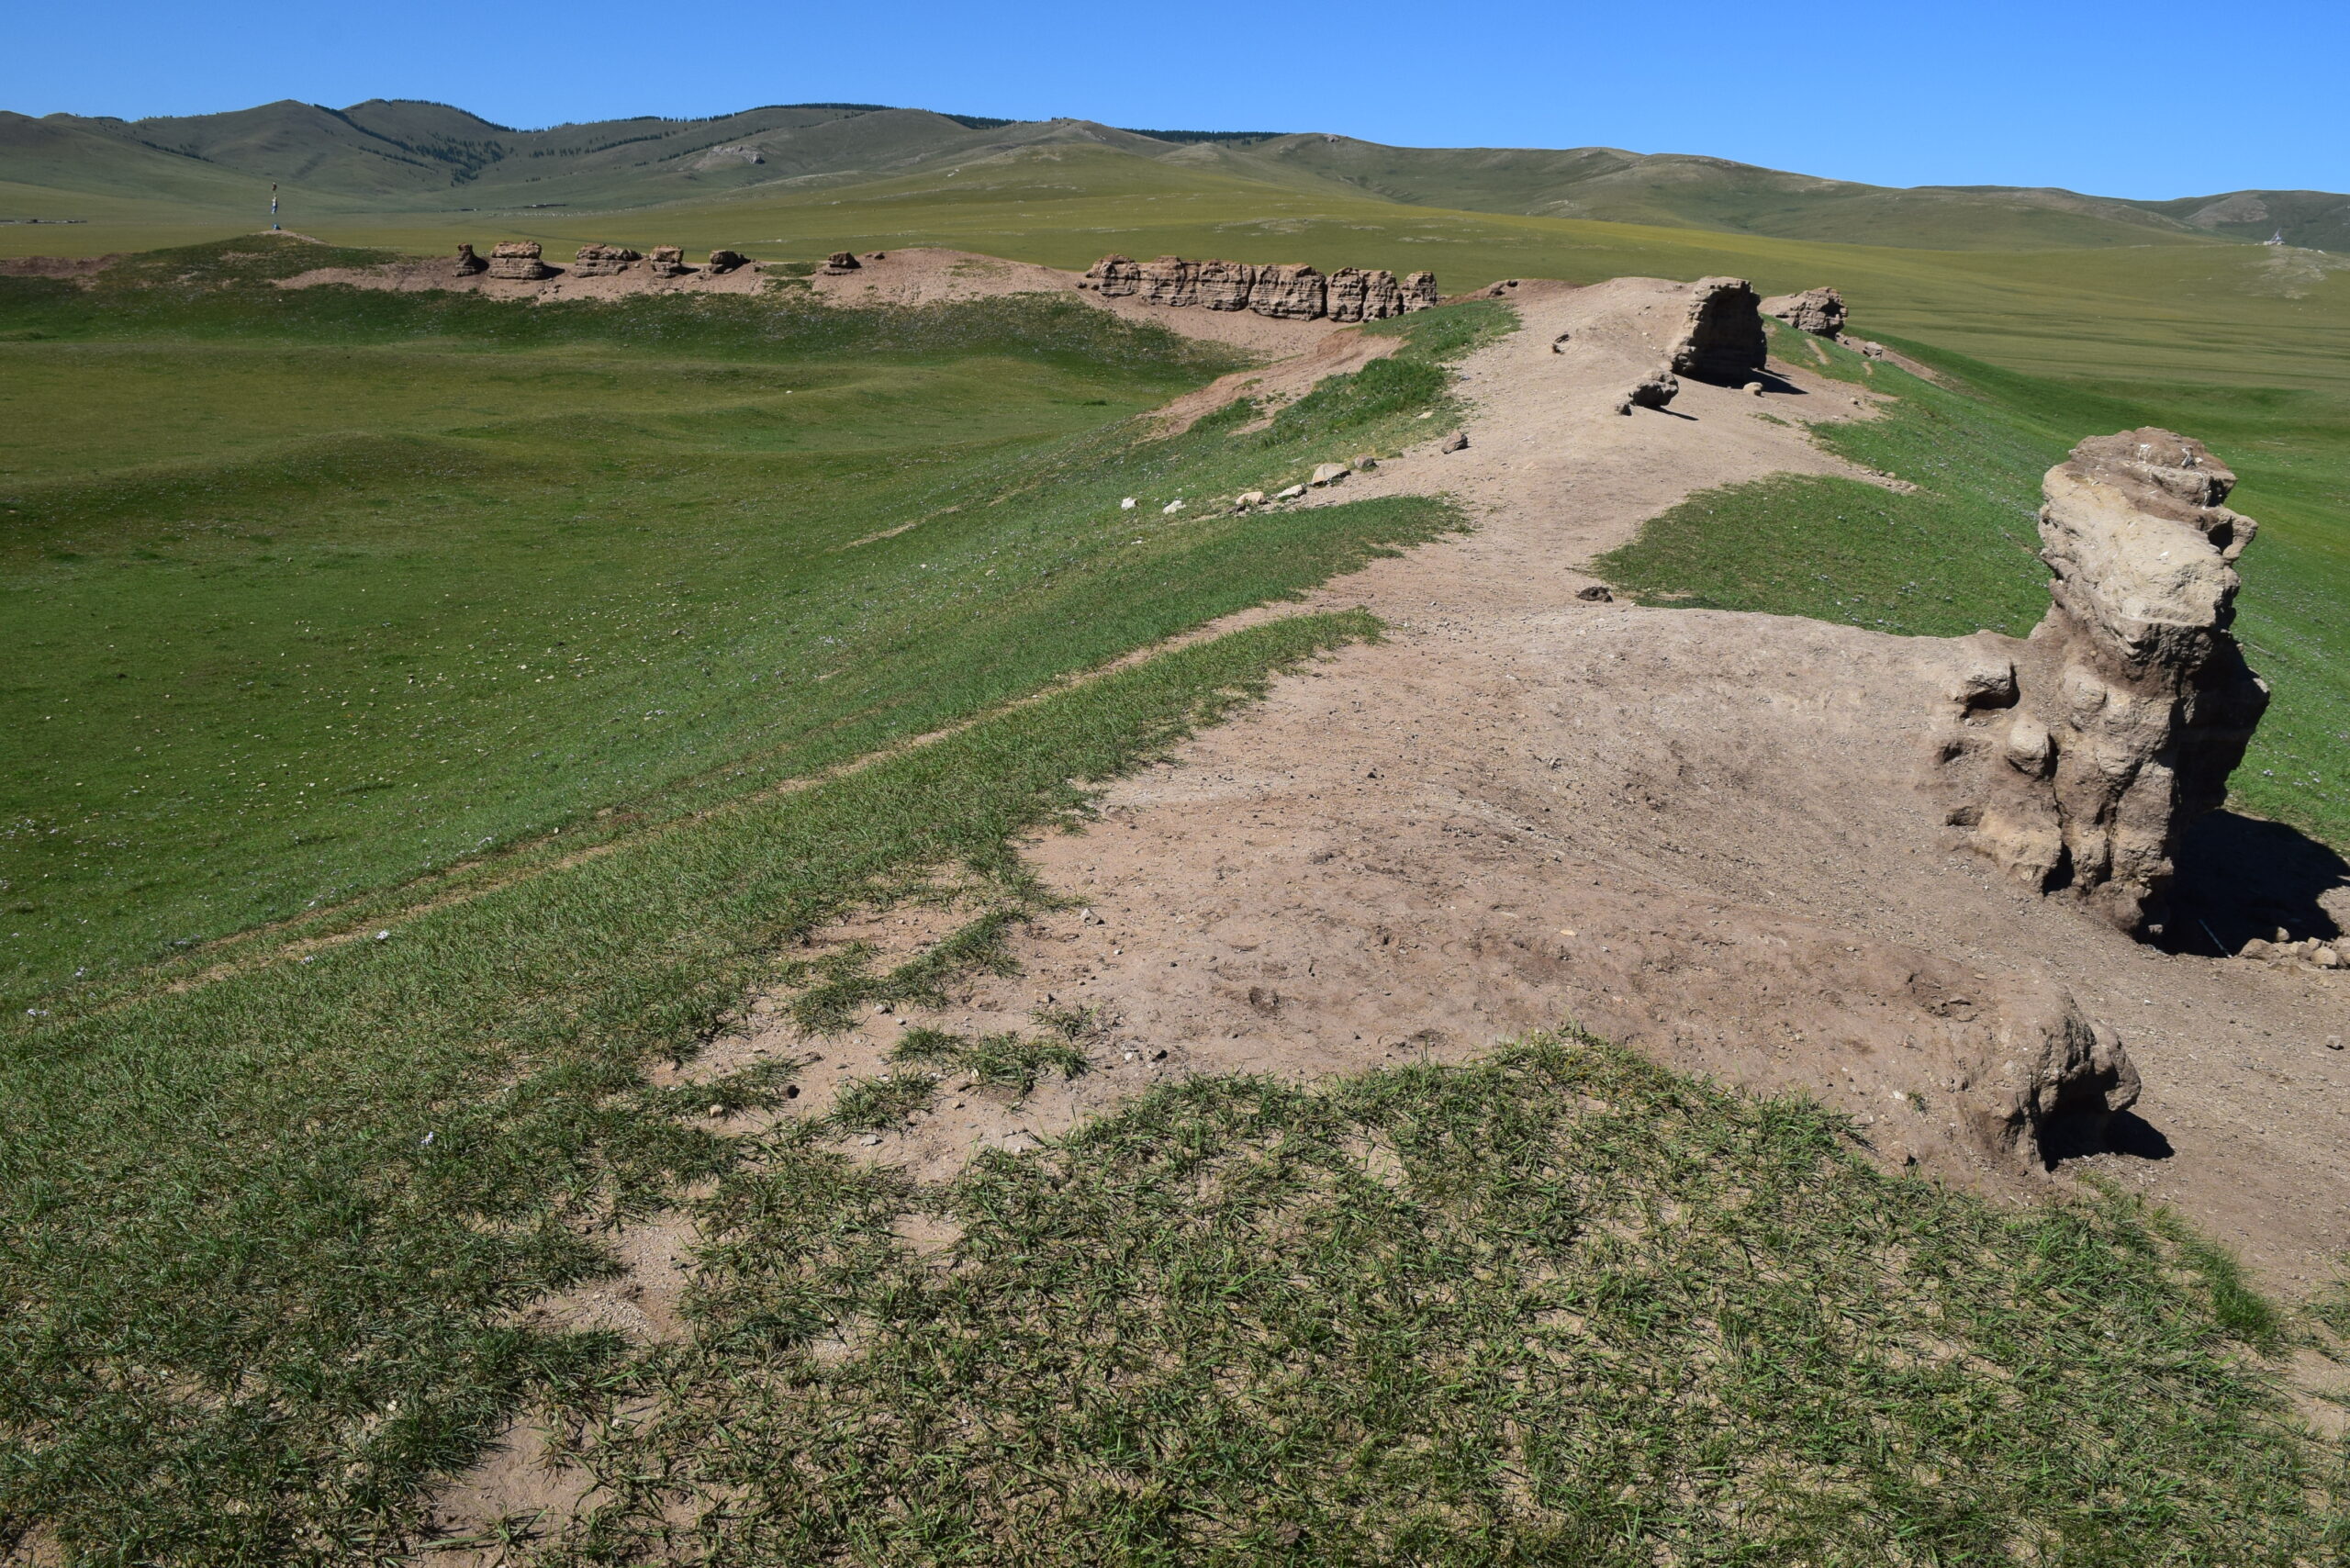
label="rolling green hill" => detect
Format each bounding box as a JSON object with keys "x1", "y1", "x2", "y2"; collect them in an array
[
  {"x1": 2128, "y1": 187, "x2": 2350, "y2": 251},
  {"x1": 0, "y1": 111, "x2": 285, "y2": 211},
  {"x1": 7, "y1": 101, "x2": 1199, "y2": 218},
  {"x1": 1193, "y1": 136, "x2": 2230, "y2": 251},
  {"x1": 8, "y1": 96, "x2": 2344, "y2": 256}
]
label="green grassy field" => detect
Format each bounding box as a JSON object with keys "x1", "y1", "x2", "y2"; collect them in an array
[
  {"x1": 0, "y1": 241, "x2": 1507, "y2": 1007},
  {"x1": 0, "y1": 256, "x2": 1547, "y2": 1561}
]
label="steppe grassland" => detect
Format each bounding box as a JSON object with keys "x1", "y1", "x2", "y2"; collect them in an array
[
  {"x1": 0, "y1": 241, "x2": 1485, "y2": 1002},
  {"x1": 16, "y1": 144, "x2": 2350, "y2": 385},
  {"x1": 0, "y1": 261, "x2": 1517, "y2": 1558},
  {"x1": 540, "y1": 1037, "x2": 2334, "y2": 1566}
]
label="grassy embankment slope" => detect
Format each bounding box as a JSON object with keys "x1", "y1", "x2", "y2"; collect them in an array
[
  {"x1": 0, "y1": 237, "x2": 1488, "y2": 1003},
  {"x1": 1, "y1": 245, "x2": 1555, "y2": 1558}
]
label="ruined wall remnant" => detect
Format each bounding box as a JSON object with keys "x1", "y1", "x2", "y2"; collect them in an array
[
  {"x1": 1666, "y1": 276, "x2": 1768, "y2": 384},
  {"x1": 1082, "y1": 254, "x2": 1140, "y2": 296},
  {"x1": 1083, "y1": 255, "x2": 1431, "y2": 321},
  {"x1": 1761, "y1": 286, "x2": 1847, "y2": 338},
  {"x1": 1248, "y1": 263, "x2": 1326, "y2": 320},
  {"x1": 1938, "y1": 429, "x2": 2269, "y2": 936},
  {"x1": 1139, "y1": 255, "x2": 1198, "y2": 308},
  {"x1": 452, "y1": 243, "x2": 487, "y2": 277},
  {"x1": 1326, "y1": 267, "x2": 1369, "y2": 322},
  {"x1": 571, "y1": 243, "x2": 641, "y2": 277},
  {"x1": 487, "y1": 241, "x2": 549, "y2": 281},
  {"x1": 1195, "y1": 259, "x2": 1257, "y2": 310}
]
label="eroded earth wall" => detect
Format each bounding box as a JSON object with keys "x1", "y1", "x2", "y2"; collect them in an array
[{"x1": 1939, "y1": 429, "x2": 2270, "y2": 936}]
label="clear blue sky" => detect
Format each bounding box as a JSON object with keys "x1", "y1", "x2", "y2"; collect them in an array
[{"x1": 9, "y1": 0, "x2": 2342, "y2": 198}]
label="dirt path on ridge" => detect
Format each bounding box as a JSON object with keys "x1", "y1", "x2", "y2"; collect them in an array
[{"x1": 727, "y1": 275, "x2": 2348, "y2": 1279}]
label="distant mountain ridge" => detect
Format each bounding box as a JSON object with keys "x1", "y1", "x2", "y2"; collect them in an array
[{"x1": 4, "y1": 97, "x2": 2341, "y2": 252}]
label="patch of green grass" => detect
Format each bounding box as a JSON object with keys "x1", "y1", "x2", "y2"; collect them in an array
[
  {"x1": 2146, "y1": 1203, "x2": 2287, "y2": 1356},
  {"x1": 824, "y1": 1071, "x2": 939, "y2": 1134},
  {"x1": 1595, "y1": 329, "x2": 2059, "y2": 639},
  {"x1": 540, "y1": 1036, "x2": 2336, "y2": 1564},
  {"x1": 1595, "y1": 325, "x2": 2350, "y2": 847},
  {"x1": 0, "y1": 610, "x2": 1383, "y2": 1564},
  {"x1": 892, "y1": 1024, "x2": 1090, "y2": 1097},
  {"x1": 94, "y1": 234, "x2": 409, "y2": 288}
]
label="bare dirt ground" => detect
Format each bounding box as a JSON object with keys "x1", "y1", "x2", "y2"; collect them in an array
[
  {"x1": 422, "y1": 273, "x2": 2350, "y2": 1551},
  {"x1": 274, "y1": 252, "x2": 775, "y2": 302}
]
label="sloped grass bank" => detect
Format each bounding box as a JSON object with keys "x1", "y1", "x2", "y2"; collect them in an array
[
  {"x1": 0, "y1": 239, "x2": 1504, "y2": 1004},
  {"x1": 0, "y1": 613, "x2": 1378, "y2": 1565},
  {"x1": 537, "y1": 1038, "x2": 2337, "y2": 1565},
  {"x1": 1595, "y1": 327, "x2": 2350, "y2": 848}
]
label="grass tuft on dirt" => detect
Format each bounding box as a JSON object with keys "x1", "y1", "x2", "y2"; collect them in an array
[
  {"x1": 891, "y1": 1023, "x2": 1091, "y2": 1097},
  {"x1": 534, "y1": 1036, "x2": 2341, "y2": 1564}
]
